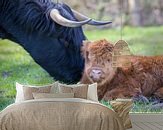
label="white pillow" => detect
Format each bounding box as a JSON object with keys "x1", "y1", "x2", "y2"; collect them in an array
[
  {"x1": 15, "y1": 82, "x2": 24, "y2": 103},
  {"x1": 87, "y1": 83, "x2": 98, "y2": 102}
]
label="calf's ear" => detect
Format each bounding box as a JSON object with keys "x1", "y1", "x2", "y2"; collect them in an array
[
  {"x1": 112, "y1": 40, "x2": 133, "y2": 69},
  {"x1": 82, "y1": 40, "x2": 91, "y2": 50},
  {"x1": 82, "y1": 40, "x2": 91, "y2": 60}
]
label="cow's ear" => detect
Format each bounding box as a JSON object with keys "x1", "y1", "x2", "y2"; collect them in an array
[
  {"x1": 82, "y1": 40, "x2": 91, "y2": 60},
  {"x1": 82, "y1": 40, "x2": 91, "y2": 50},
  {"x1": 112, "y1": 40, "x2": 133, "y2": 69}
]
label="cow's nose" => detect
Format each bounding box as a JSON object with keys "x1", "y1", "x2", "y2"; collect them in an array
[{"x1": 89, "y1": 69, "x2": 102, "y2": 80}]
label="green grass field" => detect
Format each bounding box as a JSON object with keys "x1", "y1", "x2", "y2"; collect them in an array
[{"x1": 0, "y1": 26, "x2": 163, "y2": 111}]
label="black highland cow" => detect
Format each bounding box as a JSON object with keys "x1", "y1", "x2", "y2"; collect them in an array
[{"x1": 0, "y1": 0, "x2": 111, "y2": 83}]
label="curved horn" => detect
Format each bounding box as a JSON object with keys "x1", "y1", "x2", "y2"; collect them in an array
[
  {"x1": 50, "y1": 9, "x2": 91, "y2": 27},
  {"x1": 72, "y1": 9, "x2": 112, "y2": 26}
]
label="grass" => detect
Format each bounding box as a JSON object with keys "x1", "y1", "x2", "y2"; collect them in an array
[
  {"x1": 0, "y1": 97, "x2": 15, "y2": 111},
  {"x1": 85, "y1": 26, "x2": 163, "y2": 55},
  {"x1": 0, "y1": 41, "x2": 54, "y2": 110},
  {"x1": 0, "y1": 26, "x2": 163, "y2": 111}
]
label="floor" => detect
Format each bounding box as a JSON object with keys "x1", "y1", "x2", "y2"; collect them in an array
[{"x1": 128, "y1": 122, "x2": 163, "y2": 130}]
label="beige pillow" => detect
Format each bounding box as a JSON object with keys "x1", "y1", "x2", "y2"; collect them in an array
[
  {"x1": 58, "y1": 83, "x2": 98, "y2": 102},
  {"x1": 110, "y1": 99, "x2": 133, "y2": 129},
  {"x1": 32, "y1": 93, "x2": 74, "y2": 99},
  {"x1": 15, "y1": 82, "x2": 58, "y2": 103},
  {"x1": 59, "y1": 83, "x2": 88, "y2": 99},
  {"x1": 50, "y1": 81, "x2": 59, "y2": 93}
]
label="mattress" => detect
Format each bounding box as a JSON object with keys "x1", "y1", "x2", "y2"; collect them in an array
[{"x1": 0, "y1": 98, "x2": 125, "y2": 130}]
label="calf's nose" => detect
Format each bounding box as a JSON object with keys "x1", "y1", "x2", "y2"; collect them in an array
[{"x1": 90, "y1": 69, "x2": 102, "y2": 80}]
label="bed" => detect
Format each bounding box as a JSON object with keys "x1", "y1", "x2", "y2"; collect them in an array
[
  {"x1": 0, "y1": 82, "x2": 133, "y2": 130},
  {"x1": 0, "y1": 98, "x2": 126, "y2": 130}
]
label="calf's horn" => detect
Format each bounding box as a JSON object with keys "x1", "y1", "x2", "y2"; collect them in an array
[
  {"x1": 50, "y1": 9, "x2": 91, "y2": 27},
  {"x1": 72, "y1": 9, "x2": 112, "y2": 26}
]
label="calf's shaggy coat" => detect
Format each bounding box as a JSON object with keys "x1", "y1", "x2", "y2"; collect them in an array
[{"x1": 81, "y1": 39, "x2": 163, "y2": 100}]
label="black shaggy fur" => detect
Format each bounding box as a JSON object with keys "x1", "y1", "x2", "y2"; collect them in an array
[{"x1": 0, "y1": 0, "x2": 86, "y2": 83}]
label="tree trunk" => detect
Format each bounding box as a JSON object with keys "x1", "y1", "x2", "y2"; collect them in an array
[{"x1": 128, "y1": 0, "x2": 142, "y2": 26}]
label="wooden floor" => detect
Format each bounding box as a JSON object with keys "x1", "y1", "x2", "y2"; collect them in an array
[
  {"x1": 128, "y1": 114, "x2": 163, "y2": 130},
  {"x1": 128, "y1": 122, "x2": 163, "y2": 130}
]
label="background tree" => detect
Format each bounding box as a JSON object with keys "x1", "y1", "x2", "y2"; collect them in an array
[
  {"x1": 61, "y1": 0, "x2": 163, "y2": 28},
  {"x1": 128, "y1": 0, "x2": 142, "y2": 26}
]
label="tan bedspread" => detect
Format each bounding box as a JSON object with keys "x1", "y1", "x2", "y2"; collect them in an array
[{"x1": 0, "y1": 98, "x2": 125, "y2": 130}]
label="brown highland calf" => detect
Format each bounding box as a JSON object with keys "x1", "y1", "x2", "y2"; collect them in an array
[{"x1": 81, "y1": 39, "x2": 163, "y2": 101}]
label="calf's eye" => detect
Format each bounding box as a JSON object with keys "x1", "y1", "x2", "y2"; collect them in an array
[{"x1": 86, "y1": 51, "x2": 90, "y2": 61}]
